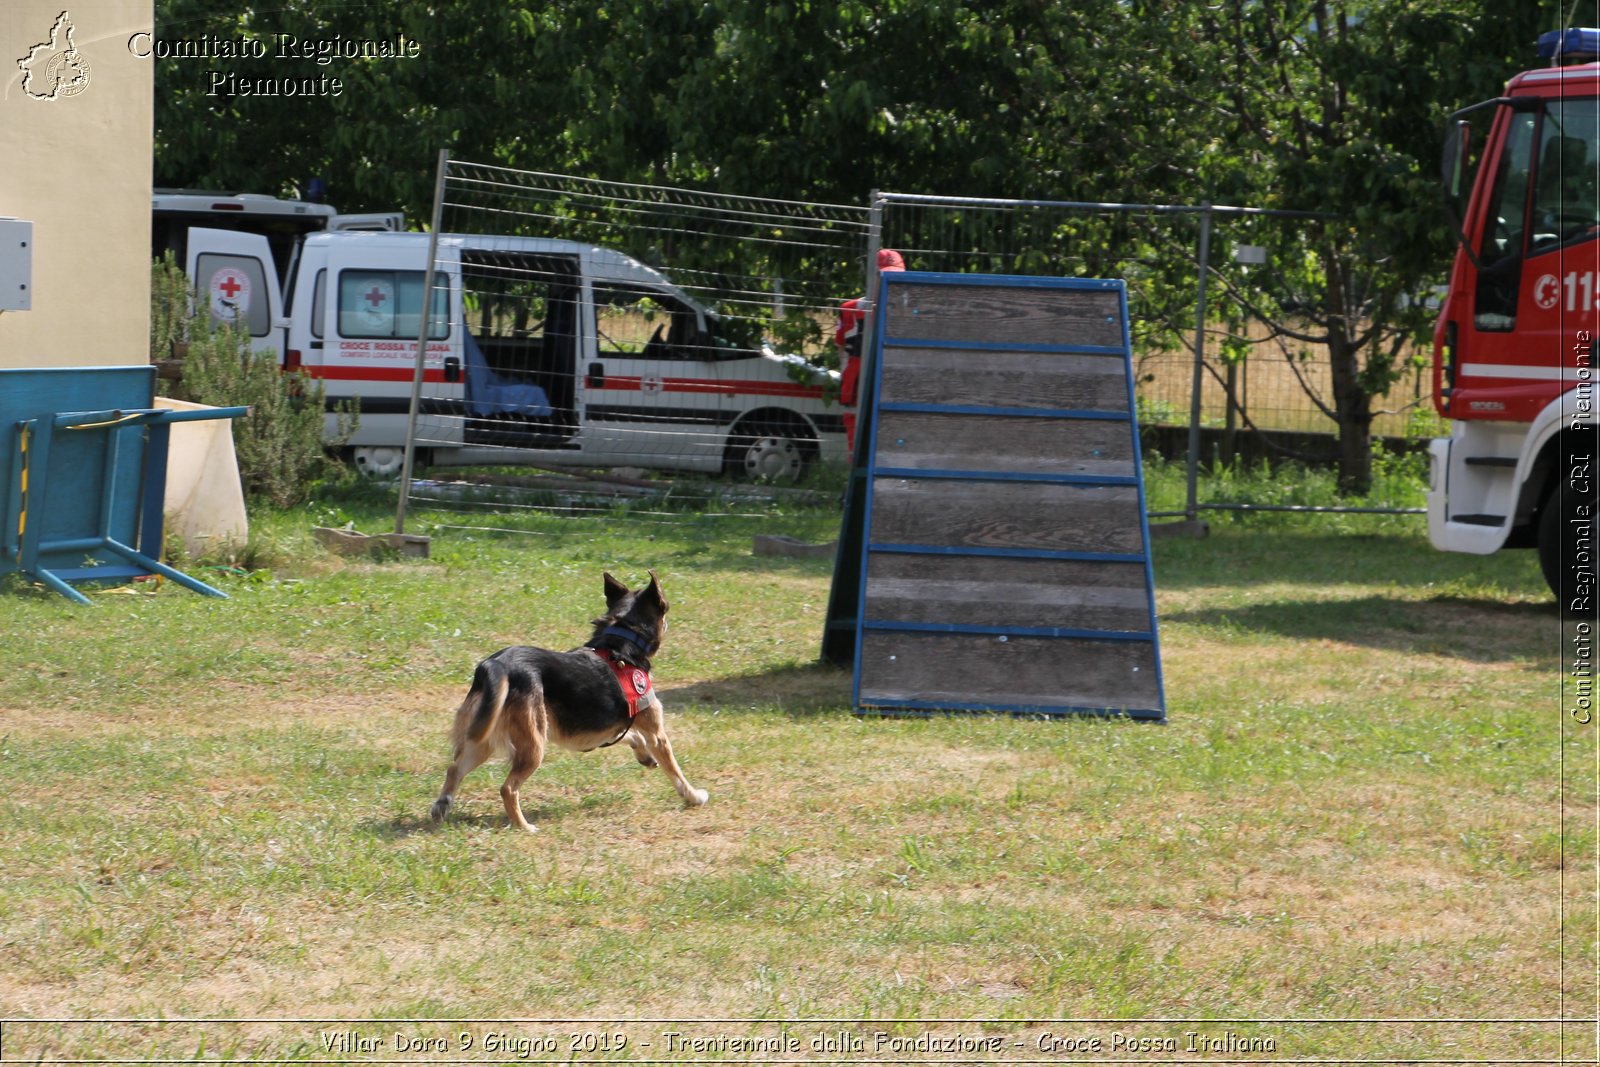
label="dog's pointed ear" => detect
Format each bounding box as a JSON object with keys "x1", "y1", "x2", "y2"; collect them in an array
[
  {"x1": 645, "y1": 569, "x2": 668, "y2": 615},
  {"x1": 603, "y1": 572, "x2": 629, "y2": 608}
]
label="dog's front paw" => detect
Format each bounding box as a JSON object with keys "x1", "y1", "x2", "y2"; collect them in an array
[
  {"x1": 429, "y1": 796, "x2": 452, "y2": 822},
  {"x1": 685, "y1": 788, "x2": 709, "y2": 807}
]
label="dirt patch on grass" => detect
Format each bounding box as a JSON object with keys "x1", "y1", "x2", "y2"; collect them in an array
[{"x1": 0, "y1": 685, "x2": 457, "y2": 736}]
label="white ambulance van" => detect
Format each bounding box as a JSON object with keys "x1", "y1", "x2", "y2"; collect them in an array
[{"x1": 184, "y1": 228, "x2": 844, "y2": 480}]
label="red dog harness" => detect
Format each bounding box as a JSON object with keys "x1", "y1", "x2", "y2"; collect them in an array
[{"x1": 587, "y1": 647, "x2": 654, "y2": 718}]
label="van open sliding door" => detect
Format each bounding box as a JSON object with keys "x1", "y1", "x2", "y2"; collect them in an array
[{"x1": 458, "y1": 250, "x2": 583, "y2": 450}]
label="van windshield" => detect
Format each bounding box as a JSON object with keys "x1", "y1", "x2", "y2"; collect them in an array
[
  {"x1": 1529, "y1": 97, "x2": 1600, "y2": 253},
  {"x1": 1472, "y1": 96, "x2": 1600, "y2": 330}
]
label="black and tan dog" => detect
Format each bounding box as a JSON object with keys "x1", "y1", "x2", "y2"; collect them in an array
[{"x1": 429, "y1": 571, "x2": 707, "y2": 832}]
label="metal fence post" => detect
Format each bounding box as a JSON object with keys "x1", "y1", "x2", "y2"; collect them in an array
[
  {"x1": 394, "y1": 148, "x2": 450, "y2": 536},
  {"x1": 1185, "y1": 202, "x2": 1214, "y2": 522},
  {"x1": 820, "y1": 191, "x2": 886, "y2": 666},
  {"x1": 858, "y1": 189, "x2": 885, "y2": 467}
]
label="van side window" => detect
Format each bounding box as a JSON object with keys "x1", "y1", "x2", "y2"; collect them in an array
[
  {"x1": 311, "y1": 269, "x2": 326, "y2": 339},
  {"x1": 338, "y1": 269, "x2": 449, "y2": 340},
  {"x1": 195, "y1": 252, "x2": 271, "y2": 337},
  {"x1": 594, "y1": 284, "x2": 703, "y2": 360}
]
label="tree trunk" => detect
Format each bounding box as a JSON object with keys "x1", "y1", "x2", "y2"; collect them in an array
[
  {"x1": 1333, "y1": 380, "x2": 1374, "y2": 497},
  {"x1": 1323, "y1": 249, "x2": 1374, "y2": 496}
]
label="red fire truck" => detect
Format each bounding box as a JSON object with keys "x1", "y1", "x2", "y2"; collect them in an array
[{"x1": 1431, "y1": 27, "x2": 1600, "y2": 611}]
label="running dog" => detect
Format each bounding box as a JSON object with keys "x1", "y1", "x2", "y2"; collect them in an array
[{"x1": 429, "y1": 571, "x2": 707, "y2": 832}]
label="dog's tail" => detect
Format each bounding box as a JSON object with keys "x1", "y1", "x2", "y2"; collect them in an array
[{"x1": 463, "y1": 657, "x2": 510, "y2": 745}]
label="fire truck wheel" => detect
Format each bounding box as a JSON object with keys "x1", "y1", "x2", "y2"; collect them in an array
[
  {"x1": 724, "y1": 413, "x2": 814, "y2": 483},
  {"x1": 1538, "y1": 483, "x2": 1596, "y2": 616}
]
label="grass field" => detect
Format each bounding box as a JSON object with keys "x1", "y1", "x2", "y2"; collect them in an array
[{"x1": 0, "y1": 465, "x2": 1591, "y2": 1065}]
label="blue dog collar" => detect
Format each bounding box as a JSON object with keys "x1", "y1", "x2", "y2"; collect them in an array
[{"x1": 602, "y1": 624, "x2": 649, "y2": 648}]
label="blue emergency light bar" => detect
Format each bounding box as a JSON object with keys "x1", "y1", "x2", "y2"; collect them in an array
[{"x1": 1539, "y1": 27, "x2": 1600, "y2": 65}]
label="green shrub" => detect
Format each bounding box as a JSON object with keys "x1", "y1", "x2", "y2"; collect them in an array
[
  {"x1": 150, "y1": 252, "x2": 190, "y2": 361},
  {"x1": 151, "y1": 256, "x2": 356, "y2": 508}
]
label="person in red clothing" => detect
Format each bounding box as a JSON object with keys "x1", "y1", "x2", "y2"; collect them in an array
[{"x1": 836, "y1": 248, "x2": 905, "y2": 451}]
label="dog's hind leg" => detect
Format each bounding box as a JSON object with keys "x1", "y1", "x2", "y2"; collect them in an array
[
  {"x1": 430, "y1": 736, "x2": 493, "y2": 822},
  {"x1": 431, "y1": 667, "x2": 507, "y2": 822},
  {"x1": 499, "y1": 687, "x2": 546, "y2": 833},
  {"x1": 631, "y1": 695, "x2": 708, "y2": 807}
]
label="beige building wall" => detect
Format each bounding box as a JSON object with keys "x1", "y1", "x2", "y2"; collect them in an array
[{"x1": 0, "y1": 1, "x2": 153, "y2": 368}]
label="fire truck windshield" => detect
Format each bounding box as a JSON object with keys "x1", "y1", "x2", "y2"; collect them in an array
[
  {"x1": 1530, "y1": 100, "x2": 1600, "y2": 248},
  {"x1": 1473, "y1": 97, "x2": 1600, "y2": 331}
]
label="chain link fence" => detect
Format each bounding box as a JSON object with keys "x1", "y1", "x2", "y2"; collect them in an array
[
  {"x1": 391, "y1": 155, "x2": 874, "y2": 533},
  {"x1": 873, "y1": 193, "x2": 1438, "y2": 436},
  {"x1": 870, "y1": 191, "x2": 1433, "y2": 518},
  {"x1": 390, "y1": 161, "x2": 1434, "y2": 532}
]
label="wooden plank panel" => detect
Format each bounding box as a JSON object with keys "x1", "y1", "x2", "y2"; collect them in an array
[
  {"x1": 864, "y1": 553, "x2": 1152, "y2": 633},
  {"x1": 873, "y1": 410, "x2": 1135, "y2": 479},
  {"x1": 879, "y1": 347, "x2": 1130, "y2": 411},
  {"x1": 883, "y1": 284, "x2": 1124, "y2": 347},
  {"x1": 858, "y1": 631, "x2": 1162, "y2": 713},
  {"x1": 870, "y1": 478, "x2": 1144, "y2": 554}
]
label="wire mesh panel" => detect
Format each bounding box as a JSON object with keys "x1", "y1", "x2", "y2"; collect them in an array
[
  {"x1": 385, "y1": 159, "x2": 875, "y2": 518},
  {"x1": 874, "y1": 194, "x2": 1435, "y2": 446},
  {"x1": 444, "y1": 163, "x2": 871, "y2": 328},
  {"x1": 852, "y1": 272, "x2": 1165, "y2": 720}
]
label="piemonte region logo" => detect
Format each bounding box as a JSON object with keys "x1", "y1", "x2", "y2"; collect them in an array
[{"x1": 18, "y1": 11, "x2": 92, "y2": 101}]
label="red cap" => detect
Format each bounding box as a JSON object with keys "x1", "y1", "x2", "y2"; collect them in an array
[{"x1": 878, "y1": 249, "x2": 905, "y2": 271}]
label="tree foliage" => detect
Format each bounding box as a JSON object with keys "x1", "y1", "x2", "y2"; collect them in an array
[
  {"x1": 155, "y1": 0, "x2": 1562, "y2": 492},
  {"x1": 952, "y1": 0, "x2": 1546, "y2": 492},
  {"x1": 1110, "y1": 1, "x2": 1549, "y2": 492}
]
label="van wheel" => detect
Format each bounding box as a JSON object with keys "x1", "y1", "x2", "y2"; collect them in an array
[
  {"x1": 351, "y1": 446, "x2": 406, "y2": 479},
  {"x1": 725, "y1": 414, "x2": 813, "y2": 483},
  {"x1": 1538, "y1": 475, "x2": 1597, "y2": 616}
]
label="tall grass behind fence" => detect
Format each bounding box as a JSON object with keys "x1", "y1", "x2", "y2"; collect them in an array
[{"x1": 1136, "y1": 318, "x2": 1439, "y2": 439}]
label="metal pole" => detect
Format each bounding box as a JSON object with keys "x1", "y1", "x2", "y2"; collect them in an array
[
  {"x1": 394, "y1": 148, "x2": 450, "y2": 536},
  {"x1": 1185, "y1": 203, "x2": 1213, "y2": 523},
  {"x1": 820, "y1": 190, "x2": 886, "y2": 667},
  {"x1": 875, "y1": 190, "x2": 1326, "y2": 221},
  {"x1": 855, "y1": 191, "x2": 885, "y2": 469}
]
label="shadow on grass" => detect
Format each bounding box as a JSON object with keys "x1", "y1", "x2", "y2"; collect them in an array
[
  {"x1": 365, "y1": 793, "x2": 631, "y2": 838},
  {"x1": 1162, "y1": 593, "x2": 1555, "y2": 661},
  {"x1": 661, "y1": 661, "x2": 852, "y2": 718},
  {"x1": 366, "y1": 814, "x2": 448, "y2": 839},
  {"x1": 1151, "y1": 530, "x2": 1545, "y2": 594}
]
